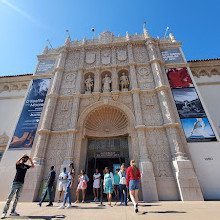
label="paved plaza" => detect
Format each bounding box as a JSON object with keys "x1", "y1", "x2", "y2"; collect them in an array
[{"x1": 0, "y1": 201, "x2": 220, "y2": 220}]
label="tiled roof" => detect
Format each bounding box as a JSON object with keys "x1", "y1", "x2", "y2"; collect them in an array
[
  {"x1": 0, "y1": 73, "x2": 33, "y2": 78},
  {"x1": 188, "y1": 58, "x2": 220, "y2": 62}
]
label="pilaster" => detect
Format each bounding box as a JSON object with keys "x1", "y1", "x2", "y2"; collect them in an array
[
  {"x1": 145, "y1": 35, "x2": 203, "y2": 201},
  {"x1": 128, "y1": 43, "x2": 158, "y2": 201}
]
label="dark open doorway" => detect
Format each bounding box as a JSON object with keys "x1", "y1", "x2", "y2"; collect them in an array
[{"x1": 86, "y1": 157, "x2": 125, "y2": 200}]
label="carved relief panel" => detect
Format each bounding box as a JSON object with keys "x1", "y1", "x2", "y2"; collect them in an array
[
  {"x1": 64, "y1": 51, "x2": 80, "y2": 70},
  {"x1": 146, "y1": 129, "x2": 173, "y2": 178},
  {"x1": 101, "y1": 49, "x2": 111, "y2": 66},
  {"x1": 133, "y1": 45, "x2": 149, "y2": 64},
  {"x1": 140, "y1": 93, "x2": 163, "y2": 126},
  {"x1": 136, "y1": 66, "x2": 155, "y2": 90},
  {"x1": 116, "y1": 47, "x2": 128, "y2": 66},
  {"x1": 118, "y1": 94, "x2": 134, "y2": 114},
  {"x1": 44, "y1": 134, "x2": 67, "y2": 178},
  {"x1": 78, "y1": 97, "x2": 95, "y2": 116},
  {"x1": 51, "y1": 99, "x2": 72, "y2": 130},
  {"x1": 84, "y1": 50, "x2": 96, "y2": 68},
  {"x1": 59, "y1": 72, "x2": 77, "y2": 96}
]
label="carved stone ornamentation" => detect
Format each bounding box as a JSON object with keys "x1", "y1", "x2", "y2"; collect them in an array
[
  {"x1": 117, "y1": 49, "x2": 127, "y2": 61},
  {"x1": 60, "y1": 72, "x2": 77, "y2": 96},
  {"x1": 137, "y1": 66, "x2": 154, "y2": 90},
  {"x1": 85, "y1": 75, "x2": 94, "y2": 94},
  {"x1": 86, "y1": 52, "x2": 96, "y2": 64},
  {"x1": 119, "y1": 73, "x2": 129, "y2": 91},
  {"x1": 52, "y1": 100, "x2": 72, "y2": 130},
  {"x1": 101, "y1": 51, "x2": 111, "y2": 65},
  {"x1": 102, "y1": 74, "x2": 112, "y2": 92}
]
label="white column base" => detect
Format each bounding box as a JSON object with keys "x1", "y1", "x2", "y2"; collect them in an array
[
  {"x1": 172, "y1": 159, "x2": 204, "y2": 201},
  {"x1": 139, "y1": 160, "x2": 159, "y2": 202}
]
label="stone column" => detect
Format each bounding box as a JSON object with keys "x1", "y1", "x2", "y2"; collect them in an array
[
  {"x1": 144, "y1": 29, "x2": 203, "y2": 201},
  {"x1": 128, "y1": 44, "x2": 158, "y2": 201},
  {"x1": 23, "y1": 48, "x2": 68, "y2": 201}
]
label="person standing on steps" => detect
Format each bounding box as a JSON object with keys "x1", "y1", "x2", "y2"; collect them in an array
[
  {"x1": 58, "y1": 167, "x2": 68, "y2": 203},
  {"x1": 93, "y1": 169, "x2": 101, "y2": 202},
  {"x1": 59, "y1": 163, "x2": 75, "y2": 209},
  {"x1": 38, "y1": 166, "x2": 56, "y2": 207},
  {"x1": 126, "y1": 160, "x2": 141, "y2": 213},
  {"x1": 1, "y1": 154, "x2": 34, "y2": 219}
]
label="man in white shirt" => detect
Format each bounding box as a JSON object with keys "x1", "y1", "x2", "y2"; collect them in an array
[{"x1": 58, "y1": 167, "x2": 68, "y2": 203}]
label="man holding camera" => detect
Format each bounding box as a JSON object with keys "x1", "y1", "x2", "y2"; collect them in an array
[{"x1": 1, "y1": 154, "x2": 34, "y2": 219}]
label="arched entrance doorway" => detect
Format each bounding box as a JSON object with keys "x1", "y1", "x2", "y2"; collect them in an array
[{"x1": 73, "y1": 100, "x2": 138, "y2": 199}]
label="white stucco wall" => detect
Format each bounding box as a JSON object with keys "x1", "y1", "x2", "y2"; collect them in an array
[
  {"x1": 0, "y1": 90, "x2": 26, "y2": 138},
  {"x1": 0, "y1": 89, "x2": 30, "y2": 200},
  {"x1": 195, "y1": 75, "x2": 220, "y2": 136},
  {"x1": 188, "y1": 75, "x2": 220, "y2": 200},
  {"x1": 188, "y1": 142, "x2": 220, "y2": 199}
]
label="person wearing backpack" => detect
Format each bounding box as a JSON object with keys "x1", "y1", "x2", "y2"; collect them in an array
[
  {"x1": 76, "y1": 170, "x2": 89, "y2": 203},
  {"x1": 118, "y1": 164, "x2": 127, "y2": 206}
]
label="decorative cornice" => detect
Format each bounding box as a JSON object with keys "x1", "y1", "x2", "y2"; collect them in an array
[
  {"x1": 38, "y1": 128, "x2": 78, "y2": 135},
  {"x1": 0, "y1": 95, "x2": 25, "y2": 100},
  {"x1": 134, "y1": 123, "x2": 180, "y2": 131},
  {"x1": 155, "y1": 85, "x2": 169, "y2": 92}
]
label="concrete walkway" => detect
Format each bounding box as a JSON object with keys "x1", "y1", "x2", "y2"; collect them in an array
[{"x1": 0, "y1": 201, "x2": 220, "y2": 220}]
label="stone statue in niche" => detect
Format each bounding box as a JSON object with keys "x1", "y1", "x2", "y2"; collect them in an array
[
  {"x1": 85, "y1": 75, "x2": 94, "y2": 93},
  {"x1": 102, "y1": 74, "x2": 111, "y2": 92},
  {"x1": 120, "y1": 73, "x2": 129, "y2": 91}
]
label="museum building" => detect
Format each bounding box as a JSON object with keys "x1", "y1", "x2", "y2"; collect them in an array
[{"x1": 0, "y1": 28, "x2": 220, "y2": 202}]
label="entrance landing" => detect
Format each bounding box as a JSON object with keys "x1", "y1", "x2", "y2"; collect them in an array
[{"x1": 0, "y1": 201, "x2": 219, "y2": 220}]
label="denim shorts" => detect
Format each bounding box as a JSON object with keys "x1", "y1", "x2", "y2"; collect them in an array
[{"x1": 129, "y1": 179, "x2": 140, "y2": 191}]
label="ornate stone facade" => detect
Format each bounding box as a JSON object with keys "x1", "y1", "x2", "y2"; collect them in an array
[{"x1": 3, "y1": 28, "x2": 220, "y2": 202}]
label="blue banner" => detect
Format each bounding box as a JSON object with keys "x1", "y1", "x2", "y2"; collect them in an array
[{"x1": 9, "y1": 78, "x2": 51, "y2": 149}]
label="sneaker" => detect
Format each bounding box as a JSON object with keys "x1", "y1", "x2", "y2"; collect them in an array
[
  {"x1": 10, "y1": 211, "x2": 20, "y2": 216},
  {"x1": 93, "y1": 197, "x2": 97, "y2": 202},
  {"x1": 58, "y1": 205, "x2": 65, "y2": 209},
  {"x1": 134, "y1": 204, "x2": 138, "y2": 213},
  {"x1": 46, "y1": 203, "x2": 53, "y2": 207},
  {"x1": 38, "y1": 203, "x2": 41, "y2": 207},
  {"x1": 65, "y1": 204, "x2": 72, "y2": 209},
  {"x1": 74, "y1": 200, "x2": 79, "y2": 203},
  {"x1": 82, "y1": 200, "x2": 85, "y2": 203},
  {"x1": 95, "y1": 198, "x2": 99, "y2": 202},
  {"x1": 57, "y1": 200, "x2": 61, "y2": 203},
  {"x1": 1, "y1": 213, "x2": 6, "y2": 219}
]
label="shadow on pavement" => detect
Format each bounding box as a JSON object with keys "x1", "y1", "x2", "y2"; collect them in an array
[
  {"x1": 10, "y1": 215, "x2": 66, "y2": 220},
  {"x1": 142, "y1": 211, "x2": 187, "y2": 215}
]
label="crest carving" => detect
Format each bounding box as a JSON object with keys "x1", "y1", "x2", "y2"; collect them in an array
[
  {"x1": 86, "y1": 52, "x2": 96, "y2": 64},
  {"x1": 102, "y1": 53, "x2": 111, "y2": 65},
  {"x1": 117, "y1": 49, "x2": 127, "y2": 61}
]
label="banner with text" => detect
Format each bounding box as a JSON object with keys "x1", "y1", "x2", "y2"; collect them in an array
[
  {"x1": 9, "y1": 78, "x2": 51, "y2": 149},
  {"x1": 161, "y1": 48, "x2": 185, "y2": 64},
  {"x1": 36, "y1": 60, "x2": 56, "y2": 74}
]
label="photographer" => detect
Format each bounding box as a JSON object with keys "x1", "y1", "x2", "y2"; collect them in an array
[{"x1": 1, "y1": 154, "x2": 34, "y2": 219}]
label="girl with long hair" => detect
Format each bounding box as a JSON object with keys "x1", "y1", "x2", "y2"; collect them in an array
[
  {"x1": 103, "y1": 167, "x2": 114, "y2": 206},
  {"x1": 76, "y1": 170, "x2": 89, "y2": 203},
  {"x1": 118, "y1": 164, "x2": 127, "y2": 206},
  {"x1": 126, "y1": 160, "x2": 141, "y2": 213}
]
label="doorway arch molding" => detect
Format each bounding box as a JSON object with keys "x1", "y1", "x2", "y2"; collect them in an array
[
  {"x1": 77, "y1": 99, "x2": 136, "y2": 136},
  {"x1": 73, "y1": 99, "x2": 139, "y2": 181}
]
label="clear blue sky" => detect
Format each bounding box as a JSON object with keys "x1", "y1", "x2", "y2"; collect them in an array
[{"x1": 0, "y1": 0, "x2": 219, "y2": 76}]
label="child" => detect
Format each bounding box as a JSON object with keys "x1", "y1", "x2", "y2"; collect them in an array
[{"x1": 93, "y1": 169, "x2": 101, "y2": 202}]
